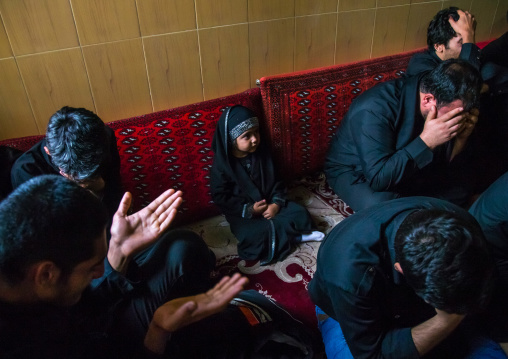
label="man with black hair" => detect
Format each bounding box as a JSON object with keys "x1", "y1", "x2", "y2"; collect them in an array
[
  {"x1": 11, "y1": 106, "x2": 122, "y2": 216},
  {"x1": 406, "y1": 8, "x2": 508, "y2": 185},
  {"x1": 324, "y1": 59, "x2": 482, "y2": 211},
  {"x1": 308, "y1": 197, "x2": 505, "y2": 358},
  {"x1": 0, "y1": 175, "x2": 316, "y2": 358},
  {"x1": 406, "y1": 6, "x2": 508, "y2": 84},
  {"x1": 0, "y1": 175, "x2": 251, "y2": 358},
  {"x1": 406, "y1": 7, "x2": 480, "y2": 76}
]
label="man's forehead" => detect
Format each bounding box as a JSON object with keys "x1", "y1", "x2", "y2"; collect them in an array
[{"x1": 437, "y1": 99, "x2": 464, "y2": 113}]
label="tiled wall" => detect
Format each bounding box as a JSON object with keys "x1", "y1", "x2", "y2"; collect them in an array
[{"x1": 0, "y1": 0, "x2": 506, "y2": 140}]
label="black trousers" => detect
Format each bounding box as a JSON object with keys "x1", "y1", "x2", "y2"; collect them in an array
[{"x1": 111, "y1": 229, "x2": 216, "y2": 350}]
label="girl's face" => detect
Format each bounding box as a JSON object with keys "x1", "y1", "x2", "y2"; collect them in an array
[{"x1": 232, "y1": 126, "x2": 260, "y2": 158}]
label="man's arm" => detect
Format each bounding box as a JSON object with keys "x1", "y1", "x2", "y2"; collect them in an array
[
  {"x1": 411, "y1": 309, "x2": 465, "y2": 356},
  {"x1": 143, "y1": 273, "x2": 248, "y2": 355},
  {"x1": 107, "y1": 189, "x2": 183, "y2": 274},
  {"x1": 327, "y1": 284, "x2": 420, "y2": 359},
  {"x1": 353, "y1": 110, "x2": 434, "y2": 192},
  {"x1": 450, "y1": 10, "x2": 481, "y2": 70}
]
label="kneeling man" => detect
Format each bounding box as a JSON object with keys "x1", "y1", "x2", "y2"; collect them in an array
[{"x1": 309, "y1": 197, "x2": 505, "y2": 358}]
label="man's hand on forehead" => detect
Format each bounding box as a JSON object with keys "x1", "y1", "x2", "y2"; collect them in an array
[{"x1": 449, "y1": 10, "x2": 475, "y2": 44}]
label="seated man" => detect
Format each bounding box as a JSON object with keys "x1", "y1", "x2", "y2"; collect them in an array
[
  {"x1": 11, "y1": 106, "x2": 123, "y2": 216},
  {"x1": 324, "y1": 59, "x2": 482, "y2": 211},
  {"x1": 0, "y1": 175, "x2": 255, "y2": 358},
  {"x1": 406, "y1": 7, "x2": 508, "y2": 184},
  {"x1": 406, "y1": 7, "x2": 480, "y2": 76},
  {"x1": 308, "y1": 197, "x2": 504, "y2": 358},
  {"x1": 406, "y1": 6, "x2": 508, "y2": 90}
]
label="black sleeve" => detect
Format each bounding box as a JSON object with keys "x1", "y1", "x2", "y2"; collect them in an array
[
  {"x1": 459, "y1": 43, "x2": 482, "y2": 70},
  {"x1": 210, "y1": 162, "x2": 252, "y2": 218},
  {"x1": 352, "y1": 109, "x2": 433, "y2": 191},
  {"x1": 10, "y1": 142, "x2": 56, "y2": 189},
  {"x1": 406, "y1": 51, "x2": 439, "y2": 77},
  {"x1": 321, "y1": 275, "x2": 420, "y2": 359}
]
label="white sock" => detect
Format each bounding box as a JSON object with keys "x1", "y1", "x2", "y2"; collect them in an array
[{"x1": 301, "y1": 231, "x2": 325, "y2": 242}]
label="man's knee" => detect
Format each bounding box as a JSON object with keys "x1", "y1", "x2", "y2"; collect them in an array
[{"x1": 163, "y1": 229, "x2": 216, "y2": 268}]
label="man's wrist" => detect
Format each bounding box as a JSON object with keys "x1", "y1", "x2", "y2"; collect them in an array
[
  {"x1": 107, "y1": 241, "x2": 131, "y2": 274},
  {"x1": 144, "y1": 321, "x2": 172, "y2": 355},
  {"x1": 419, "y1": 134, "x2": 436, "y2": 150}
]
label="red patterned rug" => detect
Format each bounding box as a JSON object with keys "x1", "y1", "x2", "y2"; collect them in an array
[{"x1": 212, "y1": 246, "x2": 318, "y2": 330}]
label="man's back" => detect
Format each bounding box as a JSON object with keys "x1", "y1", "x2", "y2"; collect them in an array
[{"x1": 309, "y1": 197, "x2": 488, "y2": 358}]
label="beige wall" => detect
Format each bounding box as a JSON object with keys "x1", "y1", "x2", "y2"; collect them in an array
[{"x1": 0, "y1": 0, "x2": 506, "y2": 140}]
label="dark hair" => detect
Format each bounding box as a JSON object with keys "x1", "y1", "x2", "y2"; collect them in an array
[
  {"x1": 427, "y1": 7, "x2": 460, "y2": 52},
  {"x1": 46, "y1": 106, "x2": 107, "y2": 181},
  {"x1": 394, "y1": 209, "x2": 493, "y2": 314},
  {"x1": 419, "y1": 59, "x2": 481, "y2": 112},
  {"x1": 0, "y1": 175, "x2": 108, "y2": 286}
]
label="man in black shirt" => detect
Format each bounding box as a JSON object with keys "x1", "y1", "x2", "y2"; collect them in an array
[
  {"x1": 406, "y1": 8, "x2": 508, "y2": 184},
  {"x1": 0, "y1": 175, "x2": 250, "y2": 358},
  {"x1": 309, "y1": 197, "x2": 504, "y2": 358},
  {"x1": 11, "y1": 106, "x2": 123, "y2": 217},
  {"x1": 324, "y1": 60, "x2": 482, "y2": 211},
  {"x1": 406, "y1": 7, "x2": 480, "y2": 77}
]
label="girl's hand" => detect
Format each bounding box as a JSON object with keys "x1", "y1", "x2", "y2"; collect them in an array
[
  {"x1": 263, "y1": 203, "x2": 280, "y2": 220},
  {"x1": 252, "y1": 199, "x2": 268, "y2": 215}
]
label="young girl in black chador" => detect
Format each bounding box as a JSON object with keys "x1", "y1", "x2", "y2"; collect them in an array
[{"x1": 211, "y1": 105, "x2": 324, "y2": 265}]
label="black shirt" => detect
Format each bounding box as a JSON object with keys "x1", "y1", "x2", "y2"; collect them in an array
[
  {"x1": 406, "y1": 43, "x2": 481, "y2": 77},
  {"x1": 309, "y1": 197, "x2": 474, "y2": 359},
  {"x1": 10, "y1": 127, "x2": 123, "y2": 217}
]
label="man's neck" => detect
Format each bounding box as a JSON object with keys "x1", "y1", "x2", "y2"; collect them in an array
[{"x1": 0, "y1": 278, "x2": 38, "y2": 305}]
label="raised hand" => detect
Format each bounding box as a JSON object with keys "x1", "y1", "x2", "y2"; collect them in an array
[
  {"x1": 108, "y1": 189, "x2": 183, "y2": 273},
  {"x1": 144, "y1": 273, "x2": 249, "y2": 354},
  {"x1": 449, "y1": 9, "x2": 475, "y2": 44},
  {"x1": 456, "y1": 108, "x2": 479, "y2": 141},
  {"x1": 420, "y1": 105, "x2": 466, "y2": 150}
]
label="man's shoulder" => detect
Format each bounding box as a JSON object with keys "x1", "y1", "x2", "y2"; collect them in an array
[
  {"x1": 406, "y1": 50, "x2": 439, "y2": 76},
  {"x1": 11, "y1": 140, "x2": 56, "y2": 188},
  {"x1": 347, "y1": 78, "x2": 405, "y2": 119},
  {"x1": 319, "y1": 197, "x2": 463, "y2": 263}
]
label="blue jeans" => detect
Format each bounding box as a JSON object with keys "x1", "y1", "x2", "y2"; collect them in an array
[
  {"x1": 316, "y1": 306, "x2": 353, "y2": 359},
  {"x1": 315, "y1": 306, "x2": 507, "y2": 359}
]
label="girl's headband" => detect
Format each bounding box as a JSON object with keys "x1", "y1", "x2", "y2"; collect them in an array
[{"x1": 228, "y1": 117, "x2": 259, "y2": 143}]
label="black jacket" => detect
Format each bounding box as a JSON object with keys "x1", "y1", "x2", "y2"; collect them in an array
[{"x1": 309, "y1": 197, "x2": 477, "y2": 359}]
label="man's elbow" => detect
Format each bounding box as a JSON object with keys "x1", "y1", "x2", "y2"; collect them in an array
[{"x1": 368, "y1": 176, "x2": 394, "y2": 192}]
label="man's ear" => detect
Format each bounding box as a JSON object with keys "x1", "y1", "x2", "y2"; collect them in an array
[
  {"x1": 420, "y1": 93, "x2": 437, "y2": 109},
  {"x1": 33, "y1": 261, "x2": 61, "y2": 298},
  {"x1": 434, "y1": 43, "x2": 445, "y2": 54},
  {"x1": 394, "y1": 262, "x2": 404, "y2": 275},
  {"x1": 43, "y1": 146, "x2": 50, "y2": 156}
]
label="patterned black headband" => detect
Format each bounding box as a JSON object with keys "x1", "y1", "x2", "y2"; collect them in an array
[{"x1": 228, "y1": 117, "x2": 259, "y2": 142}]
